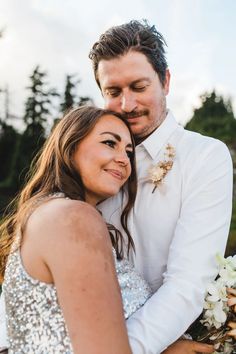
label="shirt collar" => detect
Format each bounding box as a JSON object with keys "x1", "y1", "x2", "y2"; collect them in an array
[{"x1": 137, "y1": 110, "x2": 179, "y2": 160}]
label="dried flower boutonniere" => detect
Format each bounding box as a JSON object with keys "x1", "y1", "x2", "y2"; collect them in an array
[{"x1": 149, "y1": 144, "x2": 175, "y2": 193}]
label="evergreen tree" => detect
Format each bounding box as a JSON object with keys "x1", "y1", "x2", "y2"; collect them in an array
[
  {"x1": 54, "y1": 75, "x2": 94, "y2": 128},
  {"x1": 11, "y1": 66, "x2": 58, "y2": 189},
  {"x1": 24, "y1": 66, "x2": 58, "y2": 130},
  {"x1": 60, "y1": 74, "x2": 94, "y2": 114},
  {"x1": 60, "y1": 74, "x2": 79, "y2": 114},
  {"x1": 78, "y1": 96, "x2": 94, "y2": 107},
  {"x1": 0, "y1": 120, "x2": 20, "y2": 214},
  {"x1": 185, "y1": 91, "x2": 236, "y2": 147},
  {"x1": 0, "y1": 120, "x2": 19, "y2": 183}
]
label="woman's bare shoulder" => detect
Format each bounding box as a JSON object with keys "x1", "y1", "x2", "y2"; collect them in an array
[{"x1": 24, "y1": 197, "x2": 108, "y2": 247}]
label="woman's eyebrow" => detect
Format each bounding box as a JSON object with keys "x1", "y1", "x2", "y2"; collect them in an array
[
  {"x1": 100, "y1": 131, "x2": 121, "y2": 141},
  {"x1": 100, "y1": 132, "x2": 133, "y2": 148}
]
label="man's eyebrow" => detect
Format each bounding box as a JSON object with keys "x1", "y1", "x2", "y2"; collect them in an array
[
  {"x1": 104, "y1": 85, "x2": 120, "y2": 90},
  {"x1": 100, "y1": 132, "x2": 133, "y2": 148},
  {"x1": 131, "y1": 78, "x2": 151, "y2": 85},
  {"x1": 104, "y1": 78, "x2": 151, "y2": 90}
]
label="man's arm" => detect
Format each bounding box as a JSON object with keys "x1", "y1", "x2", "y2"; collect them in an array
[{"x1": 126, "y1": 140, "x2": 233, "y2": 354}]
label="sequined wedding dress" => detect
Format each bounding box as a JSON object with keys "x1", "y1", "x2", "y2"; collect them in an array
[{"x1": 2, "y1": 194, "x2": 152, "y2": 353}]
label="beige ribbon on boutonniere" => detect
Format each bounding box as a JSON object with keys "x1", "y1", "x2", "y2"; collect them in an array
[{"x1": 149, "y1": 144, "x2": 175, "y2": 193}]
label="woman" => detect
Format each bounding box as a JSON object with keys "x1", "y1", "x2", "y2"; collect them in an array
[
  {"x1": 0, "y1": 106, "x2": 218, "y2": 353},
  {"x1": 0, "y1": 106, "x2": 139, "y2": 353}
]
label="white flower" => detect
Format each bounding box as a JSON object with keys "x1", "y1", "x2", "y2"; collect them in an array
[
  {"x1": 191, "y1": 254, "x2": 236, "y2": 353},
  {"x1": 149, "y1": 166, "x2": 165, "y2": 183},
  {"x1": 211, "y1": 301, "x2": 227, "y2": 325},
  {"x1": 216, "y1": 253, "x2": 236, "y2": 271},
  {"x1": 219, "y1": 267, "x2": 236, "y2": 287},
  {"x1": 206, "y1": 281, "x2": 228, "y2": 302},
  {"x1": 202, "y1": 299, "x2": 227, "y2": 328}
]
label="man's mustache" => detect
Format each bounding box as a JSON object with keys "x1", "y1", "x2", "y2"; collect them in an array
[{"x1": 122, "y1": 110, "x2": 149, "y2": 120}]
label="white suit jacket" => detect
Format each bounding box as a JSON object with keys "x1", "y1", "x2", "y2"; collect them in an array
[
  {"x1": 0, "y1": 111, "x2": 233, "y2": 353},
  {"x1": 99, "y1": 111, "x2": 233, "y2": 353}
]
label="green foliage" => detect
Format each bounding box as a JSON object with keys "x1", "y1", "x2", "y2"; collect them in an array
[
  {"x1": 13, "y1": 66, "x2": 58, "y2": 186},
  {"x1": 0, "y1": 66, "x2": 57, "y2": 206},
  {"x1": 0, "y1": 67, "x2": 94, "y2": 217},
  {"x1": 0, "y1": 121, "x2": 19, "y2": 182},
  {"x1": 226, "y1": 199, "x2": 236, "y2": 256},
  {"x1": 186, "y1": 91, "x2": 236, "y2": 256},
  {"x1": 54, "y1": 75, "x2": 94, "y2": 129},
  {"x1": 185, "y1": 91, "x2": 236, "y2": 147},
  {"x1": 78, "y1": 96, "x2": 94, "y2": 107},
  {"x1": 24, "y1": 66, "x2": 58, "y2": 128},
  {"x1": 60, "y1": 74, "x2": 94, "y2": 116},
  {"x1": 60, "y1": 74, "x2": 79, "y2": 114},
  {"x1": 9, "y1": 126, "x2": 45, "y2": 191}
]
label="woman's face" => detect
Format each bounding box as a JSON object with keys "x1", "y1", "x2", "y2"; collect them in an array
[{"x1": 73, "y1": 114, "x2": 134, "y2": 206}]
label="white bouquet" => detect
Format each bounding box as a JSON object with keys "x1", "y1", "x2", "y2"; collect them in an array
[{"x1": 188, "y1": 254, "x2": 236, "y2": 354}]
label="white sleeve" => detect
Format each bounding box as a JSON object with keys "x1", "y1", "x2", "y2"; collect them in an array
[
  {"x1": 126, "y1": 141, "x2": 233, "y2": 354},
  {"x1": 0, "y1": 294, "x2": 8, "y2": 348}
]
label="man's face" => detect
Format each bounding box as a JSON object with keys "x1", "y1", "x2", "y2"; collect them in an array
[{"x1": 97, "y1": 51, "x2": 170, "y2": 141}]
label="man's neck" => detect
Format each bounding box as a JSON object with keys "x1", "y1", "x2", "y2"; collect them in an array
[{"x1": 135, "y1": 110, "x2": 168, "y2": 146}]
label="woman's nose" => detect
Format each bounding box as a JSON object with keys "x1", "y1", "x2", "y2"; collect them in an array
[{"x1": 114, "y1": 151, "x2": 129, "y2": 166}]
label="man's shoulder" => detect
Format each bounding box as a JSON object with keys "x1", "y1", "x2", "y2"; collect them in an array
[
  {"x1": 175, "y1": 128, "x2": 232, "y2": 171},
  {"x1": 166, "y1": 112, "x2": 229, "y2": 156},
  {"x1": 179, "y1": 128, "x2": 229, "y2": 155}
]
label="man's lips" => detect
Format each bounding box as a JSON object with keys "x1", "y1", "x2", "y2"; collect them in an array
[{"x1": 104, "y1": 169, "x2": 124, "y2": 180}]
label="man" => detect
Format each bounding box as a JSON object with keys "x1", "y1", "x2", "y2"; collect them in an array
[
  {"x1": 89, "y1": 20, "x2": 233, "y2": 353},
  {"x1": 0, "y1": 20, "x2": 233, "y2": 354}
]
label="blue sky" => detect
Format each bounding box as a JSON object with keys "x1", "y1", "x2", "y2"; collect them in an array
[{"x1": 0, "y1": 0, "x2": 235, "y2": 129}]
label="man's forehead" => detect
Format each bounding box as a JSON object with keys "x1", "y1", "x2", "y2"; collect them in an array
[{"x1": 97, "y1": 52, "x2": 156, "y2": 88}]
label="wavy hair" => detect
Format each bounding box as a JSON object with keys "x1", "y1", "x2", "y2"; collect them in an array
[
  {"x1": 89, "y1": 19, "x2": 168, "y2": 87},
  {"x1": 0, "y1": 106, "x2": 137, "y2": 283}
]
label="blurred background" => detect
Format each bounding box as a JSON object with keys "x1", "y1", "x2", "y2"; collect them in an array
[{"x1": 0, "y1": 0, "x2": 235, "y2": 254}]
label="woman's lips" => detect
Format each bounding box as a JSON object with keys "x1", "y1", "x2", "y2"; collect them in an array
[{"x1": 104, "y1": 169, "x2": 124, "y2": 180}]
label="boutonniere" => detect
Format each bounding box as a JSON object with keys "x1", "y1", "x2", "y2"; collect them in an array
[{"x1": 149, "y1": 144, "x2": 175, "y2": 193}]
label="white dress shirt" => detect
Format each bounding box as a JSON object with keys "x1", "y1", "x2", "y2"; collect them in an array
[{"x1": 99, "y1": 111, "x2": 233, "y2": 354}]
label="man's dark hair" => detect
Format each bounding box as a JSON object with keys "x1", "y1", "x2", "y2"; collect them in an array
[{"x1": 89, "y1": 19, "x2": 168, "y2": 87}]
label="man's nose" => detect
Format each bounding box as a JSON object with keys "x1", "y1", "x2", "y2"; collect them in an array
[{"x1": 121, "y1": 93, "x2": 137, "y2": 113}]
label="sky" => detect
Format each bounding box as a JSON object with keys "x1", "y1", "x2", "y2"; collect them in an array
[{"x1": 0, "y1": 0, "x2": 235, "y2": 130}]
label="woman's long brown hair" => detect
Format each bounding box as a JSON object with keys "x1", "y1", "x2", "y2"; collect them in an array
[{"x1": 0, "y1": 106, "x2": 137, "y2": 283}]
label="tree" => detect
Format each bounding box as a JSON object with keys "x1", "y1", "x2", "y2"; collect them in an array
[
  {"x1": 10, "y1": 66, "x2": 58, "y2": 189},
  {"x1": 24, "y1": 66, "x2": 58, "y2": 129},
  {"x1": 53, "y1": 75, "x2": 94, "y2": 128},
  {"x1": 60, "y1": 74, "x2": 94, "y2": 114},
  {"x1": 185, "y1": 91, "x2": 236, "y2": 147},
  {"x1": 186, "y1": 91, "x2": 236, "y2": 256},
  {"x1": 0, "y1": 120, "x2": 19, "y2": 183},
  {"x1": 60, "y1": 74, "x2": 79, "y2": 114},
  {"x1": 78, "y1": 96, "x2": 94, "y2": 107}
]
